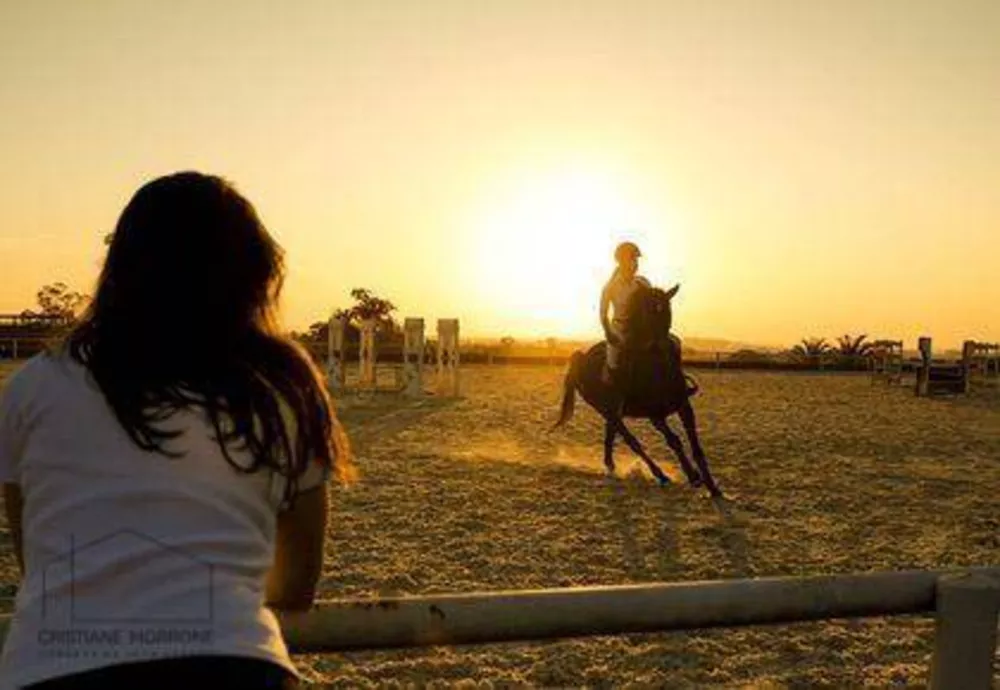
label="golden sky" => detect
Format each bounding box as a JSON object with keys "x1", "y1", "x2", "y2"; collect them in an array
[{"x1": 1, "y1": 1, "x2": 998, "y2": 348}]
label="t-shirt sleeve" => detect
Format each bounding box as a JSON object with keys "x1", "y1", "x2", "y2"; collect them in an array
[
  {"x1": 296, "y1": 456, "x2": 330, "y2": 494},
  {"x1": 276, "y1": 394, "x2": 330, "y2": 496},
  {"x1": 0, "y1": 372, "x2": 27, "y2": 483}
]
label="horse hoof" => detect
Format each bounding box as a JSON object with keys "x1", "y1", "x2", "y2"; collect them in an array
[{"x1": 657, "y1": 476, "x2": 672, "y2": 487}]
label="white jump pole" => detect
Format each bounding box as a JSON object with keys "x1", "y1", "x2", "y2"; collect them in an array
[
  {"x1": 270, "y1": 567, "x2": 998, "y2": 655},
  {"x1": 437, "y1": 318, "x2": 460, "y2": 397},
  {"x1": 358, "y1": 319, "x2": 377, "y2": 391},
  {"x1": 326, "y1": 315, "x2": 346, "y2": 394},
  {"x1": 402, "y1": 318, "x2": 425, "y2": 398},
  {"x1": 1, "y1": 568, "x2": 998, "y2": 684}
]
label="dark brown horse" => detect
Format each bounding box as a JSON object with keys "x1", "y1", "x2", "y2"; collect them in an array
[{"x1": 553, "y1": 284, "x2": 722, "y2": 497}]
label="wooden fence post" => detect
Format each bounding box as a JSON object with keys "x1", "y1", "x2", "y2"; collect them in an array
[
  {"x1": 928, "y1": 572, "x2": 1000, "y2": 690},
  {"x1": 916, "y1": 337, "x2": 932, "y2": 396},
  {"x1": 961, "y1": 340, "x2": 975, "y2": 394}
]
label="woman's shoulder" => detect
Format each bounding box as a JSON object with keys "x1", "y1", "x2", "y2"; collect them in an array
[
  {"x1": 1, "y1": 350, "x2": 86, "y2": 405},
  {"x1": 2, "y1": 351, "x2": 61, "y2": 391}
]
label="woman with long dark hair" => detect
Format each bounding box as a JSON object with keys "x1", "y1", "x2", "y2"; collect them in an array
[{"x1": 0, "y1": 172, "x2": 353, "y2": 688}]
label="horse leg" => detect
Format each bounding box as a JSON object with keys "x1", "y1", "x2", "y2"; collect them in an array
[
  {"x1": 604, "y1": 414, "x2": 672, "y2": 486},
  {"x1": 603, "y1": 419, "x2": 617, "y2": 474},
  {"x1": 650, "y1": 417, "x2": 702, "y2": 487},
  {"x1": 677, "y1": 401, "x2": 723, "y2": 497}
]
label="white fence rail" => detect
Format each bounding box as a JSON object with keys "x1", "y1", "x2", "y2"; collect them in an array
[{"x1": 2, "y1": 567, "x2": 997, "y2": 687}]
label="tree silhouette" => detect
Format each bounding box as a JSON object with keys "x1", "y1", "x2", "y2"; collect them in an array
[
  {"x1": 835, "y1": 334, "x2": 871, "y2": 357},
  {"x1": 23, "y1": 282, "x2": 89, "y2": 322},
  {"x1": 728, "y1": 348, "x2": 772, "y2": 363},
  {"x1": 343, "y1": 288, "x2": 398, "y2": 336},
  {"x1": 304, "y1": 289, "x2": 400, "y2": 347},
  {"x1": 791, "y1": 337, "x2": 831, "y2": 359}
]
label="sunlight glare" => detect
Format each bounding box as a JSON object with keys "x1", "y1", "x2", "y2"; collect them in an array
[{"x1": 471, "y1": 166, "x2": 679, "y2": 338}]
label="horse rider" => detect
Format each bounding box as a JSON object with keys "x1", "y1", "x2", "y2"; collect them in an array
[{"x1": 600, "y1": 241, "x2": 650, "y2": 388}]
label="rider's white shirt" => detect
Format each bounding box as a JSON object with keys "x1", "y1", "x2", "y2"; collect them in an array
[{"x1": 603, "y1": 272, "x2": 649, "y2": 327}]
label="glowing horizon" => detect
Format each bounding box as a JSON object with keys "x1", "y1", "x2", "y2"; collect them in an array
[{"x1": 1, "y1": 1, "x2": 998, "y2": 351}]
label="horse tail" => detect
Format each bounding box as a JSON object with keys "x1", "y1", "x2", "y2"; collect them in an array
[
  {"x1": 684, "y1": 373, "x2": 700, "y2": 397},
  {"x1": 552, "y1": 351, "x2": 584, "y2": 429}
]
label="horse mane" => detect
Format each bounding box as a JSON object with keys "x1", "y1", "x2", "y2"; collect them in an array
[{"x1": 623, "y1": 283, "x2": 673, "y2": 350}]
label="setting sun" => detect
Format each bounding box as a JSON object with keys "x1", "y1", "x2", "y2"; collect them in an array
[{"x1": 467, "y1": 165, "x2": 683, "y2": 338}]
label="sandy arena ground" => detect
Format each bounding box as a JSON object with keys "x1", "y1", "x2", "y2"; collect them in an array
[{"x1": 1, "y1": 362, "x2": 998, "y2": 688}]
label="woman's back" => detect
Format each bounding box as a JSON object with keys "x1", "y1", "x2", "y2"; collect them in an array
[{"x1": 0, "y1": 351, "x2": 324, "y2": 687}]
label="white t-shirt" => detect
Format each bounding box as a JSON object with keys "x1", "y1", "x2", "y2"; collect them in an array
[
  {"x1": 0, "y1": 352, "x2": 328, "y2": 688},
  {"x1": 603, "y1": 272, "x2": 650, "y2": 328}
]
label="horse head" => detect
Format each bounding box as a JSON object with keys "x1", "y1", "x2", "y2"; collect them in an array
[{"x1": 626, "y1": 283, "x2": 679, "y2": 353}]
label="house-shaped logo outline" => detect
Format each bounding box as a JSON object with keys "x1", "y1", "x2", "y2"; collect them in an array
[{"x1": 42, "y1": 528, "x2": 214, "y2": 625}]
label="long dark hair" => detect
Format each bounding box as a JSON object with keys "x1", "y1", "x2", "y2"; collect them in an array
[{"x1": 66, "y1": 172, "x2": 352, "y2": 505}]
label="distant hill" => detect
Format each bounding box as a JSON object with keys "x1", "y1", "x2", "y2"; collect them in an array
[
  {"x1": 465, "y1": 335, "x2": 783, "y2": 355},
  {"x1": 680, "y1": 336, "x2": 784, "y2": 354}
]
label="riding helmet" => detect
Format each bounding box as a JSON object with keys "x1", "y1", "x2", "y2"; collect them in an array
[{"x1": 614, "y1": 241, "x2": 642, "y2": 263}]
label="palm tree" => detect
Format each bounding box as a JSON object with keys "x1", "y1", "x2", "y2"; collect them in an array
[
  {"x1": 835, "y1": 334, "x2": 871, "y2": 357},
  {"x1": 789, "y1": 337, "x2": 833, "y2": 369},
  {"x1": 791, "y1": 337, "x2": 831, "y2": 358}
]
